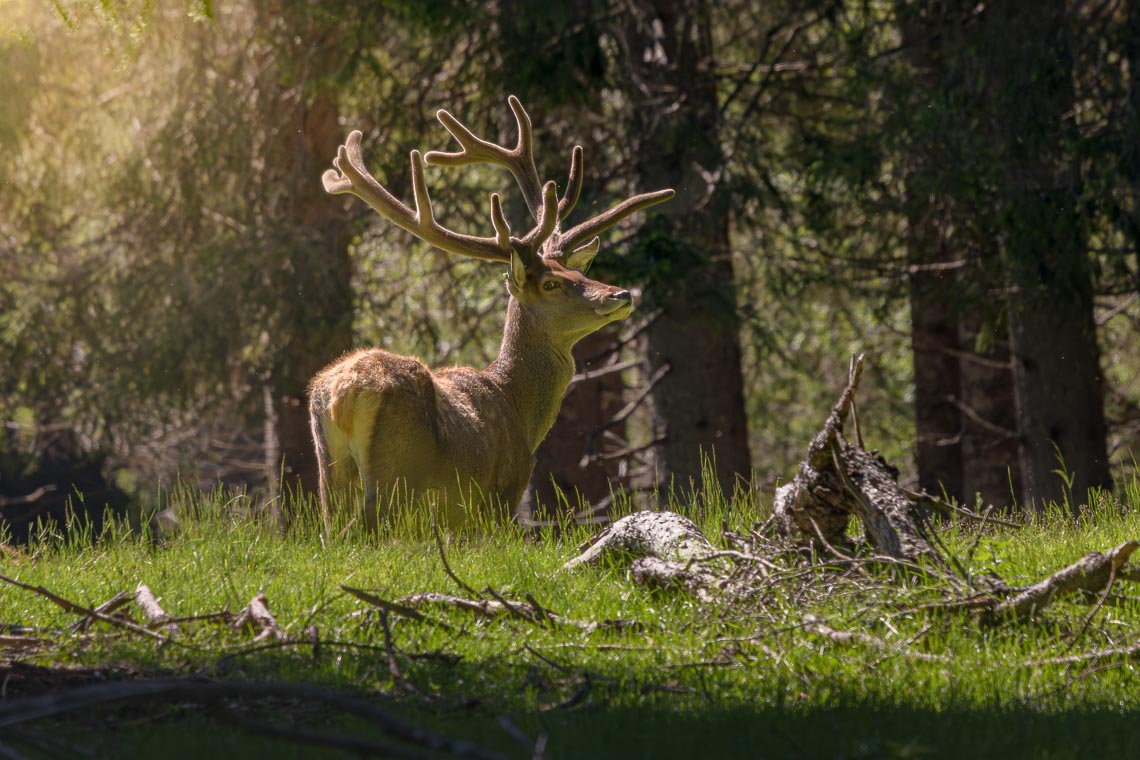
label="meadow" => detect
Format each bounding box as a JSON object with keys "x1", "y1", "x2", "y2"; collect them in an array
[{"x1": 3, "y1": 478, "x2": 1140, "y2": 759}]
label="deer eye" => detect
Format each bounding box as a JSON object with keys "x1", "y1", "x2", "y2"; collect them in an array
[{"x1": 542, "y1": 280, "x2": 560, "y2": 291}]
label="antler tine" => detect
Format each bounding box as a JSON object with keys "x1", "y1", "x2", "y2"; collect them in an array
[
  {"x1": 561, "y1": 188, "x2": 676, "y2": 252},
  {"x1": 489, "y1": 193, "x2": 511, "y2": 251},
  {"x1": 424, "y1": 95, "x2": 547, "y2": 222},
  {"x1": 323, "y1": 130, "x2": 511, "y2": 264},
  {"x1": 323, "y1": 131, "x2": 414, "y2": 217},
  {"x1": 559, "y1": 145, "x2": 584, "y2": 221},
  {"x1": 518, "y1": 182, "x2": 560, "y2": 257}
]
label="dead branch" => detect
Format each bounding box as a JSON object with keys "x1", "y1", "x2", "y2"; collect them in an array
[
  {"x1": 392, "y1": 592, "x2": 637, "y2": 633},
  {"x1": 805, "y1": 618, "x2": 949, "y2": 662},
  {"x1": 67, "y1": 591, "x2": 132, "y2": 634},
  {"x1": 232, "y1": 593, "x2": 283, "y2": 642},
  {"x1": 0, "y1": 486, "x2": 57, "y2": 508},
  {"x1": 378, "y1": 609, "x2": 432, "y2": 700},
  {"x1": 1025, "y1": 642, "x2": 1140, "y2": 667},
  {"x1": 903, "y1": 489, "x2": 1023, "y2": 528},
  {"x1": 568, "y1": 358, "x2": 640, "y2": 387},
  {"x1": 0, "y1": 574, "x2": 175, "y2": 645},
  {"x1": 134, "y1": 585, "x2": 179, "y2": 634},
  {"x1": 0, "y1": 636, "x2": 48, "y2": 651},
  {"x1": 433, "y1": 524, "x2": 481, "y2": 598},
  {"x1": 979, "y1": 541, "x2": 1140, "y2": 624},
  {"x1": 340, "y1": 585, "x2": 453, "y2": 632}
]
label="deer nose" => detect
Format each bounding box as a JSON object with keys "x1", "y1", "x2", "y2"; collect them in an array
[{"x1": 612, "y1": 289, "x2": 632, "y2": 302}]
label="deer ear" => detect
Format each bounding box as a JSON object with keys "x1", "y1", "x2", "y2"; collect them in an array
[
  {"x1": 506, "y1": 248, "x2": 528, "y2": 295},
  {"x1": 563, "y1": 237, "x2": 600, "y2": 273}
]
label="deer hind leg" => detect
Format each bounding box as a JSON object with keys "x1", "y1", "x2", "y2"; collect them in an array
[
  {"x1": 324, "y1": 390, "x2": 385, "y2": 528},
  {"x1": 310, "y1": 405, "x2": 333, "y2": 521},
  {"x1": 313, "y1": 415, "x2": 359, "y2": 527}
]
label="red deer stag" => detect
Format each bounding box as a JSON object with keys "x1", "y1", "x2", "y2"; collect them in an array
[{"x1": 310, "y1": 97, "x2": 673, "y2": 529}]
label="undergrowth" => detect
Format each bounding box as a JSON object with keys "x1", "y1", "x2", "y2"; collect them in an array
[{"x1": 3, "y1": 476, "x2": 1140, "y2": 758}]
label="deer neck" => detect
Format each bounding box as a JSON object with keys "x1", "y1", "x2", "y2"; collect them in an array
[{"x1": 487, "y1": 298, "x2": 576, "y2": 451}]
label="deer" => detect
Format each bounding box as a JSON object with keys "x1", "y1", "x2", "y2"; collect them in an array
[{"x1": 309, "y1": 96, "x2": 673, "y2": 530}]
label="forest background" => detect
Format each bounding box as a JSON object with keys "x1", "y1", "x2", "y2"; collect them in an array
[{"x1": 3, "y1": 0, "x2": 1140, "y2": 533}]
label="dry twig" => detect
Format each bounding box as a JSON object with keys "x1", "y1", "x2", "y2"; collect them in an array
[
  {"x1": 0, "y1": 574, "x2": 175, "y2": 645},
  {"x1": 232, "y1": 593, "x2": 283, "y2": 642}
]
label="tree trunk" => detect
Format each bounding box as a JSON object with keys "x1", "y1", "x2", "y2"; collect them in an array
[
  {"x1": 957, "y1": 316, "x2": 1021, "y2": 508},
  {"x1": 266, "y1": 91, "x2": 354, "y2": 500},
  {"x1": 620, "y1": 0, "x2": 752, "y2": 497},
  {"x1": 983, "y1": 1, "x2": 1110, "y2": 509},
  {"x1": 906, "y1": 200, "x2": 965, "y2": 502},
  {"x1": 1129, "y1": 0, "x2": 1140, "y2": 294},
  {"x1": 893, "y1": 1, "x2": 1030, "y2": 510}
]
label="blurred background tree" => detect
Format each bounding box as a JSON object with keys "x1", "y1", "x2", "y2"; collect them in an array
[{"x1": 2, "y1": 0, "x2": 1139, "y2": 530}]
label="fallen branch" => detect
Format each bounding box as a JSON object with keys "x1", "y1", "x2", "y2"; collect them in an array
[
  {"x1": 979, "y1": 541, "x2": 1140, "y2": 624},
  {"x1": 340, "y1": 585, "x2": 453, "y2": 632},
  {"x1": 0, "y1": 485, "x2": 57, "y2": 508},
  {"x1": 0, "y1": 574, "x2": 175, "y2": 645},
  {"x1": 1025, "y1": 642, "x2": 1140, "y2": 667},
  {"x1": 378, "y1": 609, "x2": 432, "y2": 700},
  {"x1": 434, "y1": 524, "x2": 481, "y2": 598},
  {"x1": 0, "y1": 636, "x2": 48, "y2": 651},
  {"x1": 232, "y1": 593, "x2": 283, "y2": 642},
  {"x1": 903, "y1": 489, "x2": 1023, "y2": 529},
  {"x1": 394, "y1": 592, "x2": 637, "y2": 633},
  {"x1": 805, "y1": 618, "x2": 948, "y2": 662},
  {"x1": 135, "y1": 585, "x2": 179, "y2": 634},
  {"x1": 68, "y1": 591, "x2": 132, "y2": 634}
]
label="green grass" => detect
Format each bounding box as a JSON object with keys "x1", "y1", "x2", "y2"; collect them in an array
[{"x1": 4, "y1": 482, "x2": 1140, "y2": 758}]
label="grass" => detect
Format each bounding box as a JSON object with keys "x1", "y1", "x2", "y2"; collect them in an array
[{"x1": 4, "y1": 480, "x2": 1140, "y2": 758}]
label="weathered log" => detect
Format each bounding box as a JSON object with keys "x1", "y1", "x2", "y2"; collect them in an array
[
  {"x1": 773, "y1": 355, "x2": 947, "y2": 569},
  {"x1": 563, "y1": 511, "x2": 717, "y2": 569},
  {"x1": 629, "y1": 557, "x2": 719, "y2": 594},
  {"x1": 563, "y1": 510, "x2": 726, "y2": 596}
]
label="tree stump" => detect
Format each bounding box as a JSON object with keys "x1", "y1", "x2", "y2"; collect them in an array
[{"x1": 773, "y1": 355, "x2": 948, "y2": 569}]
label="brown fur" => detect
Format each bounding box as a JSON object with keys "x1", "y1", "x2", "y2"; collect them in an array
[{"x1": 309, "y1": 259, "x2": 632, "y2": 530}]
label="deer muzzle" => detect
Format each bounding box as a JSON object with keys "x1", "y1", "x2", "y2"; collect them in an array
[{"x1": 597, "y1": 290, "x2": 634, "y2": 317}]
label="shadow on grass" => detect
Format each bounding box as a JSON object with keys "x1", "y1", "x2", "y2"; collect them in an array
[{"x1": 15, "y1": 682, "x2": 1139, "y2": 760}]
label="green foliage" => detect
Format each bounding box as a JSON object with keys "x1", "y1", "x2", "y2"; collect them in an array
[
  {"x1": 5, "y1": 0, "x2": 1140, "y2": 506},
  {"x1": 5, "y1": 485, "x2": 1140, "y2": 756}
]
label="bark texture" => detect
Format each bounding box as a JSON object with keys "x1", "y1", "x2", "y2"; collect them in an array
[
  {"x1": 620, "y1": 0, "x2": 752, "y2": 496},
  {"x1": 956, "y1": 318, "x2": 1021, "y2": 507},
  {"x1": 563, "y1": 510, "x2": 716, "y2": 569},
  {"x1": 985, "y1": 1, "x2": 1110, "y2": 508},
  {"x1": 773, "y1": 357, "x2": 946, "y2": 568},
  {"x1": 266, "y1": 90, "x2": 354, "y2": 499},
  {"x1": 907, "y1": 226, "x2": 965, "y2": 502}
]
